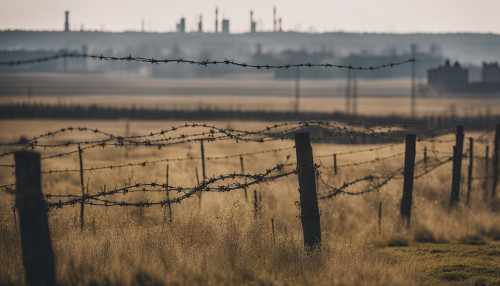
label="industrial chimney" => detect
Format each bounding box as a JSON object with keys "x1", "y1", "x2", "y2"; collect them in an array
[
  {"x1": 273, "y1": 7, "x2": 276, "y2": 32},
  {"x1": 250, "y1": 10, "x2": 256, "y2": 33},
  {"x1": 64, "y1": 11, "x2": 69, "y2": 32},
  {"x1": 198, "y1": 15, "x2": 203, "y2": 33},
  {"x1": 215, "y1": 7, "x2": 219, "y2": 33}
]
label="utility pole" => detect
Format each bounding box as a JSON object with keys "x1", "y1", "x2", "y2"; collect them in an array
[
  {"x1": 295, "y1": 67, "x2": 300, "y2": 113},
  {"x1": 345, "y1": 69, "x2": 351, "y2": 115},
  {"x1": 352, "y1": 69, "x2": 358, "y2": 116},
  {"x1": 410, "y1": 44, "x2": 417, "y2": 118}
]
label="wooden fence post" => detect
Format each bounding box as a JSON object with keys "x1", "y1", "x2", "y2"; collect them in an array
[
  {"x1": 378, "y1": 201, "x2": 382, "y2": 236},
  {"x1": 467, "y1": 137, "x2": 473, "y2": 205},
  {"x1": 492, "y1": 124, "x2": 500, "y2": 200},
  {"x1": 294, "y1": 133, "x2": 321, "y2": 249},
  {"x1": 400, "y1": 134, "x2": 416, "y2": 229},
  {"x1": 484, "y1": 145, "x2": 489, "y2": 201},
  {"x1": 166, "y1": 164, "x2": 172, "y2": 223},
  {"x1": 333, "y1": 153, "x2": 337, "y2": 175},
  {"x1": 450, "y1": 125, "x2": 464, "y2": 205},
  {"x1": 240, "y1": 155, "x2": 248, "y2": 202},
  {"x1": 271, "y1": 218, "x2": 276, "y2": 244},
  {"x1": 78, "y1": 144, "x2": 85, "y2": 230},
  {"x1": 195, "y1": 167, "x2": 202, "y2": 206},
  {"x1": 253, "y1": 190, "x2": 258, "y2": 221},
  {"x1": 424, "y1": 146, "x2": 427, "y2": 169},
  {"x1": 200, "y1": 140, "x2": 206, "y2": 181},
  {"x1": 15, "y1": 151, "x2": 55, "y2": 286}
]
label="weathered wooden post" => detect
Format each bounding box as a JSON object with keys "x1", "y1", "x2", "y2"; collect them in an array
[
  {"x1": 200, "y1": 140, "x2": 206, "y2": 181},
  {"x1": 378, "y1": 201, "x2": 382, "y2": 236},
  {"x1": 400, "y1": 134, "x2": 416, "y2": 229},
  {"x1": 253, "y1": 190, "x2": 258, "y2": 221},
  {"x1": 239, "y1": 155, "x2": 248, "y2": 202},
  {"x1": 294, "y1": 133, "x2": 321, "y2": 249},
  {"x1": 166, "y1": 164, "x2": 172, "y2": 223},
  {"x1": 424, "y1": 146, "x2": 427, "y2": 169},
  {"x1": 78, "y1": 144, "x2": 85, "y2": 230},
  {"x1": 195, "y1": 167, "x2": 202, "y2": 206},
  {"x1": 333, "y1": 153, "x2": 338, "y2": 175},
  {"x1": 15, "y1": 151, "x2": 55, "y2": 286},
  {"x1": 271, "y1": 218, "x2": 276, "y2": 244},
  {"x1": 492, "y1": 124, "x2": 500, "y2": 200},
  {"x1": 484, "y1": 145, "x2": 489, "y2": 201},
  {"x1": 467, "y1": 137, "x2": 473, "y2": 205},
  {"x1": 450, "y1": 125, "x2": 464, "y2": 205}
]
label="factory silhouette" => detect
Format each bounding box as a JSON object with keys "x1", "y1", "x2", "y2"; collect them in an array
[
  {"x1": 63, "y1": 7, "x2": 283, "y2": 34},
  {"x1": 0, "y1": 9, "x2": 499, "y2": 98}
]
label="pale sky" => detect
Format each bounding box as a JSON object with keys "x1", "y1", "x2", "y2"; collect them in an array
[{"x1": 1, "y1": 0, "x2": 499, "y2": 34}]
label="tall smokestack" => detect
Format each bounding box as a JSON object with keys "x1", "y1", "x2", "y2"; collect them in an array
[
  {"x1": 273, "y1": 7, "x2": 276, "y2": 32},
  {"x1": 250, "y1": 10, "x2": 253, "y2": 29},
  {"x1": 215, "y1": 7, "x2": 219, "y2": 33},
  {"x1": 64, "y1": 11, "x2": 69, "y2": 32},
  {"x1": 198, "y1": 15, "x2": 203, "y2": 33},
  {"x1": 279, "y1": 18, "x2": 282, "y2": 32}
]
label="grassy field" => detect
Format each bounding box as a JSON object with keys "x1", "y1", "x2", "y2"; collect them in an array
[
  {"x1": 1, "y1": 73, "x2": 500, "y2": 117},
  {"x1": 0, "y1": 119, "x2": 499, "y2": 285}
]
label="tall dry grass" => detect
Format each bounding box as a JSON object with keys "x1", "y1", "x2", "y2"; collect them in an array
[{"x1": 0, "y1": 120, "x2": 498, "y2": 285}]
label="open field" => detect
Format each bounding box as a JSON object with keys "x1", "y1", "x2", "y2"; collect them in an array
[
  {"x1": 1, "y1": 73, "x2": 500, "y2": 118},
  {"x1": 0, "y1": 119, "x2": 499, "y2": 285}
]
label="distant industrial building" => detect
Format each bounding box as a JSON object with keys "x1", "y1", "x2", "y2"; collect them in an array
[
  {"x1": 482, "y1": 62, "x2": 500, "y2": 82},
  {"x1": 250, "y1": 11, "x2": 256, "y2": 33},
  {"x1": 198, "y1": 15, "x2": 203, "y2": 33},
  {"x1": 176, "y1": 18, "x2": 185, "y2": 33},
  {"x1": 427, "y1": 60, "x2": 468, "y2": 91},
  {"x1": 64, "y1": 11, "x2": 70, "y2": 32},
  {"x1": 222, "y1": 19, "x2": 229, "y2": 34},
  {"x1": 428, "y1": 60, "x2": 500, "y2": 92}
]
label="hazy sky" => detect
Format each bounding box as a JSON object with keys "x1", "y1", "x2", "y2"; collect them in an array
[{"x1": 1, "y1": 0, "x2": 499, "y2": 34}]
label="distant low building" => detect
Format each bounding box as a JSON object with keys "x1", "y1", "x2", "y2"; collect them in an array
[
  {"x1": 482, "y1": 62, "x2": 500, "y2": 82},
  {"x1": 222, "y1": 19, "x2": 229, "y2": 34},
  {"x1": 427, "y1": 60, "x2": 500, "y2": 93},
  {"x1": 427, "y1": 60, "x2": 468, "y2": 91}
]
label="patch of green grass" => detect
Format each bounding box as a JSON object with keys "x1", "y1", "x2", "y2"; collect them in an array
[{"x1": 379, "y1": 241, "x2": 500, "y2": 285}]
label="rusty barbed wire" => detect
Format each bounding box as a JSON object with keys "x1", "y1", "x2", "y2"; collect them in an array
[
  {"x1": 44, "y1": 163, "x2": 297, "y2": 208},
  {"x1": 0, "y1": 183, "x2": 15, "y2": 195},
  {"x1": 319, "y1": 151, "x2": 405, "y2": 169},
  {"x1": 39, "y1": 146, "x2": 294, "y2": 174},
  {"x1": 0, "y1": 121, "x2": 417, "y2": 160},
  {"x1": 0, "y1": 52, "x2": 417, "y2": 71}
]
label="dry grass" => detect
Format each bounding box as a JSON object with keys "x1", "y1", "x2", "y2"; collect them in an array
[{"x1": 0, "y1": 119, "x2": 498, "y2": 285}]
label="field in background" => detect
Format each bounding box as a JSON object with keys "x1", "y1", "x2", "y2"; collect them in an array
[
  {"x1": 1, "y1": 119, "x2": 499, "y2": 285},
  {"x1": 1, "y1": 73, "x2": 500, "y2": 118}
]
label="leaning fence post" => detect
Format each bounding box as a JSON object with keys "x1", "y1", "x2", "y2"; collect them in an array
[
  {"x1": 467, "y1": 137, "x2": 473, "y2": 205},
  {"x1": 240, "y1": 155, "x2": 248, "y2": 202},
  {"x1": 400, "y1": 134, "x2": 416, "y2": 229},
  {"x1": 492, "y1": 124, "x2": 500, "y2": 200},
  {"x1": 15, "y1": 151, "x2": 55, "y2": 286},
  {"x1": 450, "y1": 125, "x2": 464, "y2": 205},
  {"x1": 294, "y1": 133, "x2": 321, "y2": 249},
  {"x1": 78, "y1": 144, "x2": 85, "y2": 230}
]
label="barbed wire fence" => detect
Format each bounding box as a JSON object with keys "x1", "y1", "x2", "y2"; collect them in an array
[
  {"x1": 2, "y1": 122, "x2": 497, "y2": 211},
  {"x1": 0, "y1": 53, "x2": 416, "y2": 71}
]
